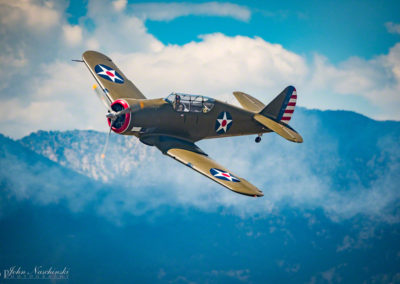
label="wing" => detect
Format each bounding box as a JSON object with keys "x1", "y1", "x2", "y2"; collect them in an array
[
  {"x1": 147, "y1": 135, "x2": 263, "y2": 197},
  {"x1": 82, "y1": 50, "x2": 146, "y2": 101}
]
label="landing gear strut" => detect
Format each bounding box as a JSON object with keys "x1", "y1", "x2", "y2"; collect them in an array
[{"x1": 255, "y1": 134, "x2": 262, "y2": 143}]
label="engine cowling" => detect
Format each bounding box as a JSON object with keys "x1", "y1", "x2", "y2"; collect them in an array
[{"x1": 107, "y1": 99, "x2": 131, "y2": 133}]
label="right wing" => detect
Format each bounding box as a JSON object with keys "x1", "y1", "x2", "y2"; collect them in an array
[
  {"x1": 145, "y1": 135, "x2": 264, "y2": 197},
  {"x1": 82, "y1": 50, "x2": 146, "y2": 101}
]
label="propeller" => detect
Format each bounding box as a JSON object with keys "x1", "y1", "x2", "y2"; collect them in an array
[
  {"x1": 100, "y1": 120, "x2": 113, "y2": 159},
  {"x1": 93, "y1": 84, "x2": 111, "y2": 110},
  {"x1": 93, "y1": 84, "x2": 130, "y2": 159}
]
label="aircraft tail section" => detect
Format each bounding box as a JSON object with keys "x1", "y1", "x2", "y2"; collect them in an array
[
  {"x1": 255, "y1": 86, "x2": 302, "y2": 143},
  {"x1": 259, "y1": 86, "x2": 297, "y2": 123}
]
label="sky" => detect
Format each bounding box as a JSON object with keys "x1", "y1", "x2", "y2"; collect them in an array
[{"x1": 0, "y1": 0, "x2": 400, "y2": 138}]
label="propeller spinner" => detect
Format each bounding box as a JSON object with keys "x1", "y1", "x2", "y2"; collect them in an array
[{"x1": 92, "y1": 85, "x2": 131, "y2": 158}]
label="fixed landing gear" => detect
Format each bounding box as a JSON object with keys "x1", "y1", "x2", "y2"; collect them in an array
[{"x1": 255, "y1": 134, "x2": 262, "y2": 143}]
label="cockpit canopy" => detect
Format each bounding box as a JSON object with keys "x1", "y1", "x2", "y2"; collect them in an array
[{"x1": 165, "y1": 93, "x2": 215, "y2": 113}]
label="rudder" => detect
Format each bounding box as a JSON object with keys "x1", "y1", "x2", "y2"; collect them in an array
[{"x1": 259, "y1": 86, "x2": 297, "y2": 124}]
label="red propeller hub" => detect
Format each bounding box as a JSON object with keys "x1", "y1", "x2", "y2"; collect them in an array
[{"x1": 107, "y1": 99, "x2": 131, "y2": 133}]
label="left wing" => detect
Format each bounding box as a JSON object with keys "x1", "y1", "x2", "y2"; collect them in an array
[
  {"x1": 145, "y1": 135, "x2": 263, "y2": 197},
  {"x1": 82, "y1": 50, "x2": 146, "y2": 102}
]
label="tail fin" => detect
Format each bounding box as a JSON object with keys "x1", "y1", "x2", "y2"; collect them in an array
[{"x1": 259, "y1": 86, "x2": 297, "y2": 124}]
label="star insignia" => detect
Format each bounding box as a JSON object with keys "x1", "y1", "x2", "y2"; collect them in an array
[
  {"x1": 215, "y1": 112, "x2": 232, "y2": 134},
  {"x1": 210, "y1": 168, "x2": 240, "y2": 182},
  {"x1": 95, "y1": 64, "x2": 124, "y2": 84}
]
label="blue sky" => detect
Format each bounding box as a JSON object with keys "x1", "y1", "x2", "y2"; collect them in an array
[
  {"x1": 0, "y1": 0, "x2": 400, "y2": 137},
  {"x1": 65, "y1": 0, "x2": 400, "y2": 61},
  {"x1": 141, "y1": 0, "x2": 400, "y2": 62}
]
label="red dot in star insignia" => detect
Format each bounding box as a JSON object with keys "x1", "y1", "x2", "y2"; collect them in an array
[
  {"x1": 106, "y1": 71, "x2": 114, "y2": 77},
  {"x1": 222, "y1": 120, "x2": 227, "y2": 127},
  {"x1": 222, "y1": 173, "x2": 229, "y2": 177}
]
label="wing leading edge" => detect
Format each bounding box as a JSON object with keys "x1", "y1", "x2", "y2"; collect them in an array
[{"x1": 145, "y1": 135, "x2": 263, "y2": 197}]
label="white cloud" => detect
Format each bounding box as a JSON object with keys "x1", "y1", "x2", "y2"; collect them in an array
[
  {"x1": 85, "y1": 0, "x2": 163, "y2": 53},
  {"x1": 129, "y1": 2, "x2": 251, "y2": 22},
  {"x1": 112, "y1": 0, "x2": 126, "y2": 12},
  {"x1": 85, "y1": 37, "x2": 100, "y2": 50},
  {"x1": 0, "y1": 0, "x2": 71, "y2": 102},
  {"x1": 0, "y1": 48, "x2": 27, "y2": 69},
  {"x1": 303, "y1": 44, "x2": 400, "y2": 119},
  {"x1": 62, "y1": 25, "x2": 83, "y2": 46},
  {"x1": 385, "y1": 22, "x2": 400, "y2": 34},
  {"x1": 114, "y1": 33, "x2": 307, "y2": 99},
  {"x1": 0, "y1": 0, "x2": 61, "y2": 32},
  {"x1": 0, "y1": 61, "x2": 106, "y2": 136}
]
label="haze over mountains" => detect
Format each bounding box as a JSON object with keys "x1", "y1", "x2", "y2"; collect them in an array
[{"x1": 1, "y1": 108, "x2": 399, "y2": 283}]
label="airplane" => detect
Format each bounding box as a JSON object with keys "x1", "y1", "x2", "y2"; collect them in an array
[{"x1": 80, "y1": 50, "x2": 303, "y2": 198}]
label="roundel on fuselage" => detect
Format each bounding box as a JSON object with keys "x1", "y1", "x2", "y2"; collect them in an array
[{"x1": 215, "y1": 111, "x2": 232, "y2": 134}]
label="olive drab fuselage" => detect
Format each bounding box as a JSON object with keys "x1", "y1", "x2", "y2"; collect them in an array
[{"x1": 122, "y1": 97, "x2": 271, "y2": 143}]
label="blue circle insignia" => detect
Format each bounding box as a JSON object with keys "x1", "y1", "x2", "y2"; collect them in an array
[{"x1": 94, "y1": 64, "x2": 124, "y2": 84}]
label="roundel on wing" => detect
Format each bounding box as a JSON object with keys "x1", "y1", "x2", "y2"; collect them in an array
[
  {"x1": 215, "y1": 111, "x2": 232, "y2": 134},
  {"x1": 210, "y1": 168, "x2": 240, "y2": 182},
  {"x1": 95, "y1": 64, "x2": 124, "y2": 84}
]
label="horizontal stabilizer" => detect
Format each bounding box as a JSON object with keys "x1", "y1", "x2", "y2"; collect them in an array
[
  {"x1": 254, "y1": 114, "x2": 303, "y2": 143},
  {"x1": 233, "y1": 91, "x2": 265, "y2": 112}
]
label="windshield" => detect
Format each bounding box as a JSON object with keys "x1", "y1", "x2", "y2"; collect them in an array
[{"x1": 165, "y1": 93, "x2": 215, "y2": 113}]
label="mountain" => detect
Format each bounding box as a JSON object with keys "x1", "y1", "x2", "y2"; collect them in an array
[
  {"x1": 0, "y1": 133, "x2": 112, "y2": 214},
  {"x1": 0, "y1": 108, "x2": 399, "y2": 283},
  {"x1": 17, "y1": 108, "x2": 400, "y2": 220},
  {"x1": 18, "y1": 108, "x2": 400, "y2": 190},
  {"x1": 18, "y1": 129, "x2": 154, "y2": 183}
]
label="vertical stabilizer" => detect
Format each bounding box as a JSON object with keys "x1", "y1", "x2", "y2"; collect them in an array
[{"x1": 260, "y1": 86, "x2": 297, "y2": 123}]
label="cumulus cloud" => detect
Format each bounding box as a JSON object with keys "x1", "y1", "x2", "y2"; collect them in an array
[
  {"x1": 128, "y1": 2, "x2": 251, "y2": 22},
  {"x1": 85, "y1": 0, "x2": 163, "y2": 53},
  {"x1": 0, "y1": 0, "x2": 61, "y2": 32},
  {"x1": 0, "y1": 0, "x2": 67, "y2": 93},
  {"x1": 303, "y1": 44, "x2": 400, "y2": 119},
  {"x1": 114, "y1": 33, "x2": 307, "y2": 98}
]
